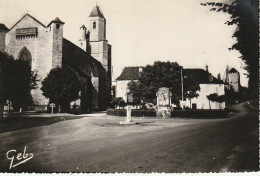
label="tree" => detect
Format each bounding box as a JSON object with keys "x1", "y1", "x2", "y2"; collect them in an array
[
  {"x1": 201, "y1": 0, "x2": 259, "y2": 99},
  {"x1": 0, "y1": 52, "x2": 10, "y2": 119},
  {"x1": 207, "y1": 93, "x2": 225, "y2": 109},
  {"x1": 127, "y1": 81, "x2": 143, "y2": 105},
  {"x1": 7, "y1": 59, "x2": 38, "y2": 110},
  {"x1": 186, "y1": 91, "x2": 199, "y2": 109},
  {"x1": 128, "y1": 61, "x2": 200, "y2": 106},
  {"x1": 207, "y1": 93, "x2": 218, "y2": 109},
  {"x1": 118, "y1": 98, "x2": 126, "y2": 109},
  {"x1": 41, "y1": 67, "x2": 81, "y2": 112},
  {"x1": 109, "y1": 97, "x2": 126, "y2": 109},
  {"x1": 0, "y1": 51, "x2": 38, "y2": 118}
]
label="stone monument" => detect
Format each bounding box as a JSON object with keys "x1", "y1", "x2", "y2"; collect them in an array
[{"x1": 156, "y1": 87, "x2": 172, "y2": 118}]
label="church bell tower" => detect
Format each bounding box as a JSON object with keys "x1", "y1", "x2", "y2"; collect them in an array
[{"x1": 87, "y1": 5, "x2": 110, "y2": 72}]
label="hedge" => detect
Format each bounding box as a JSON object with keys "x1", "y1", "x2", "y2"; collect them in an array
[
  {"x1": 170, "y1": 110, "x2": 228, "y2": 119},
  {"x1": 106, "y1": 109, "x2": 228, "y2": 119}
]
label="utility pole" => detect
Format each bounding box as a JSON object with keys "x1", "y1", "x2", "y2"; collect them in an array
[{"x1": 181, "y1": 67, "x2": 184, "y2": 101}]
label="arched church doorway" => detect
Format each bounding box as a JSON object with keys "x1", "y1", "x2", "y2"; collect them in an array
[{"x1": 18, "y1": 47, "x2": 32, "y2": 67}]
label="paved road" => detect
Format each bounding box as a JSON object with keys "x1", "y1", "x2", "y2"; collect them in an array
[{"x1": 0, "y1": 102, "x2": 258, "y2": 173}]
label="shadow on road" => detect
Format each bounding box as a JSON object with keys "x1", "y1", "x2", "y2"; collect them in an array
[{"x1": 0, "y1": 114, "x2": 84, "y2": 133}]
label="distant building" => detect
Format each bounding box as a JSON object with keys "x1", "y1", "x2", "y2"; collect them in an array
[
  {"x1": 115, "y1": 66, "x2": 143, "y2": 102},
  {"x1": 0, "y1": 5, "x2": 111, "y2": 111},
  {"x1": 227, "y1": 68, "x2": 240, "y2": 92},
  {"x1": 183, "y1": 68, "x2": 225, "y2": 109},
  {"x1": 116, "y1": 66, "x2": 226, "y2": 109}
]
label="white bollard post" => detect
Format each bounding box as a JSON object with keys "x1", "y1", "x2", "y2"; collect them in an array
[
  {"x1": 120, "y1": 105, "x2": 135, "y2": 125},
  {"x1": 126, "y1": 105, "x2": 132, "y2": 122}
]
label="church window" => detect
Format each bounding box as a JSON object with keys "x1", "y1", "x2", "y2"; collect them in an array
[
  {"x1": 56, "y1": 24, "x2": 60, "y2": 29},
  {"x1": 93, "y1": 22, "x2": 96, "y2": 29},
  {"x1": 18, "y1": 47, "x2": 32, "y2": 67}
]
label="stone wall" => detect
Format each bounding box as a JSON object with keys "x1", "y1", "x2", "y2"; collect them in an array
[
  {"x1": 89, "y1": 40, "x2": 108, "y2": 71},
  {"x1": 228, "y1": 72, "x2": 240, "y2": 92},
  {"x1": 5, "y1": 15, "x2": 62, "y2": 106},
  {"x1": 51, "y1": 23, "x2": 63, "y2": 69},
  {"x1": 78, "y1": 38, "x2": 87, "y2": 52},
  {"x1": 0, "y1": 32, "x2": 6, "y2": 52},
  {"x1": 87, "y1": 17, "x2": 106, "y2": 42}
]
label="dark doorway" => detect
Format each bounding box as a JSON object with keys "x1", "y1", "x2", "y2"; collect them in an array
[{"x1": 192, "y1": 103, "x2": 197, "y2": 110}]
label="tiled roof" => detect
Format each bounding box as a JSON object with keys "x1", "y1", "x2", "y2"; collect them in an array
[
  {"x1": 183, "y1": 69, "x2": 224, "y2": 84},
  {"x1": 62, "y1": 38, "x2": 104, "y2": 77},
  {"x1": 89, "y1": 6, "x2": 105, "y2": 18},
  {"x1": 228, "y1": 68, "x2": 238, "y2": 73},
  {"x1": 116, "y1": 67, "x2": 142, "y2": 80},
  {"x1": 47, "y1": 17, "x2": 65, "y2": 27},
  {"x1": 53, "y1": 17, "x2": 64, "y2": 24},
  {"x1": 10, "y1": 14, "x2": 46, "y2": 30},
  {"x1": 0, "y1": 24, "x2": 9, "y2": 31},
  {"x1": 116, "y1": 67, "x2": 223, "y2": 84},
  {"x1": 80, "y1": 25, "x2": 86, "y2": 29}
]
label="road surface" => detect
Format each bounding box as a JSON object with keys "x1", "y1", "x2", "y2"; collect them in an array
[{"x1": 0, "y1": 102, "x2": 258, "y2": 173}]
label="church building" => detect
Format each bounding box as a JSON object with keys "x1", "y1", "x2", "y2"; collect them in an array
[{"x1": 0, "y1": 5, "x2": 112, "y2": 111}]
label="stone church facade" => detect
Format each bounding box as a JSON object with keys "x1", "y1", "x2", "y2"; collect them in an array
[{"x1": 0, "y1": 5, "x2": 111, "y2": 111}]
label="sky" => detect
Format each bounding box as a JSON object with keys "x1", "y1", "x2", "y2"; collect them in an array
[{"x1": 0, "y1": 0, "x2": 248, "y2": 86}]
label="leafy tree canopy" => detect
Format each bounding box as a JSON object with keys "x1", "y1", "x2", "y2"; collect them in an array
[
  {"x1": 207, "y1": 93, "x2": 219, "y2": 102},
  {"x1": 109, "y1": 97, "x2": 126, "y2": 109},
  {"x1": 128, "y1": 61, "x2": 200, "y2": 106},
  {"x1": 201, "y1": 0, "x2": 259, "y2": 99},
  {"x1": 41, "y1": 67, "x2": 81, "y2": 112},
  {"x1": 0, "y1": 51, "x2": 38, "y2": 117}
]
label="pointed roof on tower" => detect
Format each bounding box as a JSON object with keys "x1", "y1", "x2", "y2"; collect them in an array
[
  {"x1": 89, "y1": 5, "x2": 105, "y2": 18},
  {"x1": 47, "y1": 17, "x2": 65, "y2": 27},
  {"x1": 80, "y1": 25, "x2": 86, "y2": 29},
  {"x1": 228, "y1": 68, "x2": 238, "y2": 73},
  {"x1": 0, "y1": 23, "x2": 9, "y2": 31}
]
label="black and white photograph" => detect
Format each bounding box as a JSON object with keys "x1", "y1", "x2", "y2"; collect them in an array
[{"x1": 0, "y1": 0, "x2": 258, "y2": 174}]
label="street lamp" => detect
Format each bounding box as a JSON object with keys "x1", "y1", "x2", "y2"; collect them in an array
[{"x1": 180, "y1": 67, "x2": 186, "y2": 109}]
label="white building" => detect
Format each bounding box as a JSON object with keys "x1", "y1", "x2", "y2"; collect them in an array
[
  {"x1": 115, "y1": 67, "x2": 142, "y2": 102},
  {"x1": 116, "y1": 66, "x2": 226, "y2": 109},
  {"x1": 183, "y1": 68, "x2": 225, "y2": 109}
]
